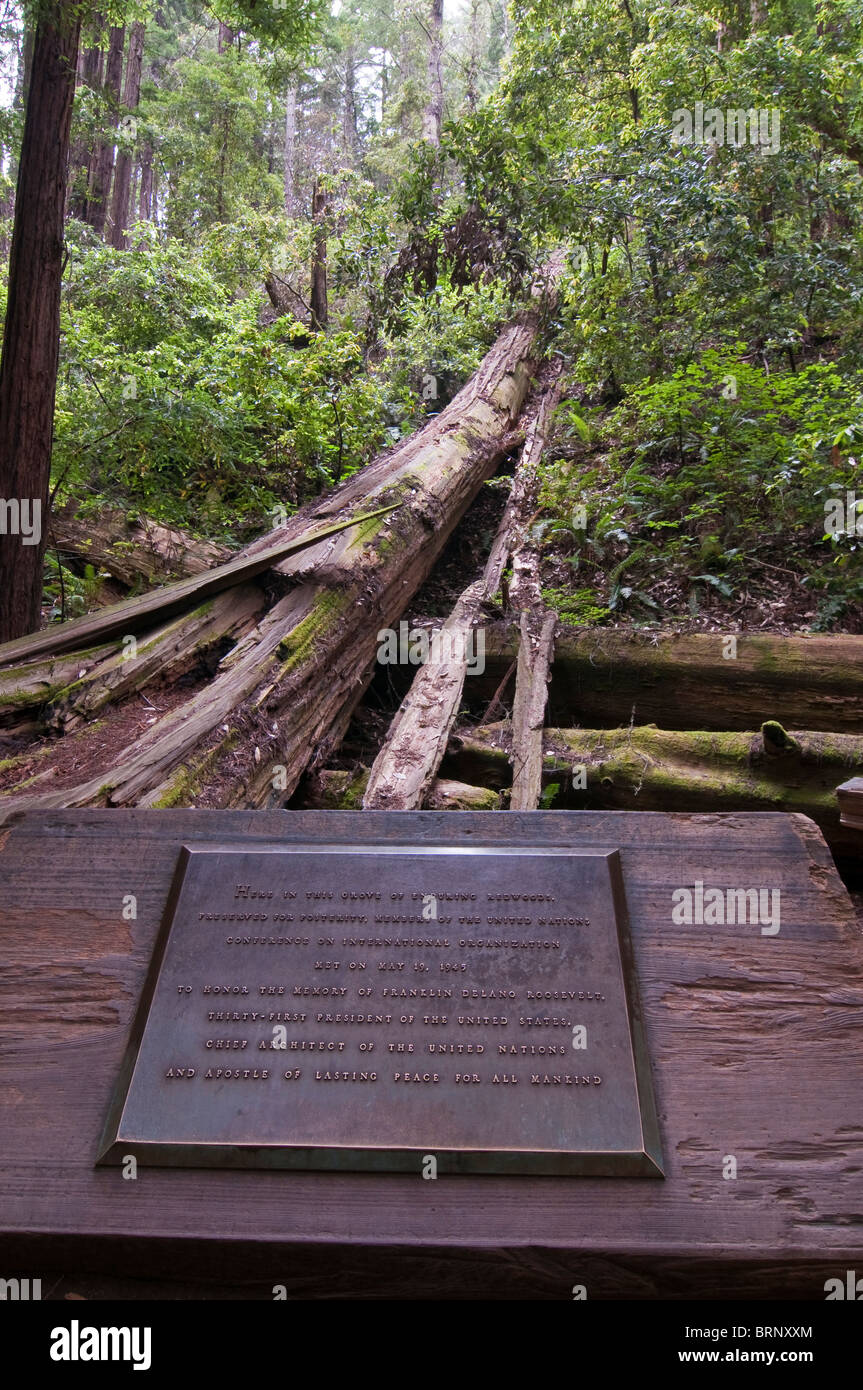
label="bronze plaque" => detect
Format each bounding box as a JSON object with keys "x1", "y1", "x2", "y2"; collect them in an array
[{"x1": 98, "y1": 844, "x2": 663, "y2": 1176}]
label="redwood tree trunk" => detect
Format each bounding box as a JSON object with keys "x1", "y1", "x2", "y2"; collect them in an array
[
  {"x1": 0, "y1": 5, "x2": 82, "y2": 643},
  {"x1": 84, "y1": 23, "x2": 124, "y2": 236},
  {"x1": 108, "y1": 21, "x2": 145, "y2": 249},
  {"x1": 67, "y1": 17, "x2": 104, "y2": 221}
]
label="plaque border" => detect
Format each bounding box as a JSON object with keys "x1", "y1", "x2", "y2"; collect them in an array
[{"x1": 97, "y1": 842, "x2": 664, "y2": 1178}]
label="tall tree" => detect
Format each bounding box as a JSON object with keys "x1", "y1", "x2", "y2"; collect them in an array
[
  {"x1": 0, "y1": 1, "x2": 82, "y2": 642},
  {"x1": 309, "y1": 176, "x2": 328, "y2": 329},
  {"x1": 108, "y1": 19, "x2": 146, "y2": 247},
  {"x1": 421, "y1": 0, "x2": 444, "y2": 145},
  {"x1": 67, "y1": 14, "x2": 104, "y2": 221},
  {"x1": 284, "y1": 81, "x2": 297, "y2": 214},
  {"x1": 84, "y1": 21, "x2": 124, "y2": 235}
]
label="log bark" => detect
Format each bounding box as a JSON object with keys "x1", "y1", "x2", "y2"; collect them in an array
[
  {"x1": 510, "y1": 609, "x2": 556, "y2": 810},
  {"x1": 51, "y1": 502, "x2": 230, "y2": 589},
  {"x1": 0, "y1": 646, "x2": 115, "y2": 731},
  {"x1": 0, "y1": 3, "x2": 82, "y2": 644},
  {"x1": 44, "y1": 584, "x2": 264, "y2": 734},
  {"x1": 506, "y1": 372, "x2": 562, "y2": 809},
  {"x1": 297, "y1": 767, "x2": 499, "y2": 811},
  {"x1": 363, "y1": 371, "x2": 559, "y2": 810},
  {"x1": 477, "y1": 627, "x2": 863, "y2": 734}
]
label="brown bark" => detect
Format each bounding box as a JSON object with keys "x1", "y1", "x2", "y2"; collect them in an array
[
  {"x1": 67, "y1": 18, "x2": 104, "y2": 221},
  {"x1": 0, "y1": 4, "x2": 82, "y2": 644},
  {"x1": 138, "y1": 143, "x2": 154, "y2": 222},
  {"x1": 476, "y1": 628, "x2": 863, "y2": 735},
  {"x1": 84, "y1": 23, "x2": 124, "y2": 236},
  {"x1": 108, "y1": 21, "x2": 146, "y2": 249}
]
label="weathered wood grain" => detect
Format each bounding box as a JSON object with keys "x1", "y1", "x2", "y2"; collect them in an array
[
  {"x1": 477, "y1": 628, "x2": 863, "y2": 734},
  {"x1": 0, "y1": 808, "x2": 861, "y2": 1297}
]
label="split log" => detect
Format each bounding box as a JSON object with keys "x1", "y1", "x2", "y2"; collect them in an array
[
  {"x1": 505, "y1": 374, "x2": 561, "y2": 809},
  {"x1": 50, "y1": 501, "x2": 230, "y2": 589},
  {"x1": 476, "y1": 628, "x2": 863, "y2": 734},
  {"x1": 0, "y1": 505, "x2": 399, "y2": 665},
  {"x1": 510, "y1": 609, "x2": 556, "y2": 810},
  {"x1": 44, "y1": 585, "x2": 264, "y2": 733},
  {"x1": 444, "y1": 721, "x2": 863, "y2": 857},
  {"x1": 0, "y1": 645, "x2": 115, "y2": 731},
  {"x1": 0, "y1": 297, "x2": 553, "y2": 814},
  {"x1": 363, "y1": 369, "x2": 561, "y2": 810}
]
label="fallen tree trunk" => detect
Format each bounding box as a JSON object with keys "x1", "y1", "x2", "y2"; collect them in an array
[
  {"x1": 0, "y1": 298, "x2": 551, "y2": 816},
  {"x1": 297, "y1": 767, "x2": 500, "y2": 811},
  {"x1": 0, "y1": 505, "x2": 398, "y2": 664},
  {"x1": 475, "y1": 627, "x2": 863, "y2": 733},
  {"x1": 363, "y1": 369, "x2": 561, "y2": 810},
  {"x1": 44, "y1": 584, "x2": 265, "y2": 733},
  {"x1": 443, "y1": 720, "x2": 863, "y2": 856},
  {"x1": 506, "y1": 375, "x2": 561, "y2": 810},
  {"x1": 510, "y1": 609, "x2": 556, "y2": 810},
  {"x1": 50, "y1": 501, "x2": 230, "y2": 589},
  {"x1": 0, "y1": 645, "x2": 115, "y2": 731}
]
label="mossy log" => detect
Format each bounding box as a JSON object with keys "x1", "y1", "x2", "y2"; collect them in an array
[
  {"x1": 296, "y1": 767, "x2": 499, "y2": 811},
  {"x1": 0, "y1": 645, "x2": 115, "y2": 732},
  {"x1": 443, "y1": 721, "x2": 863, "y2": 856},
  {"x1": 475, "y1": 628, "x2": 863, "y2": 733}
]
